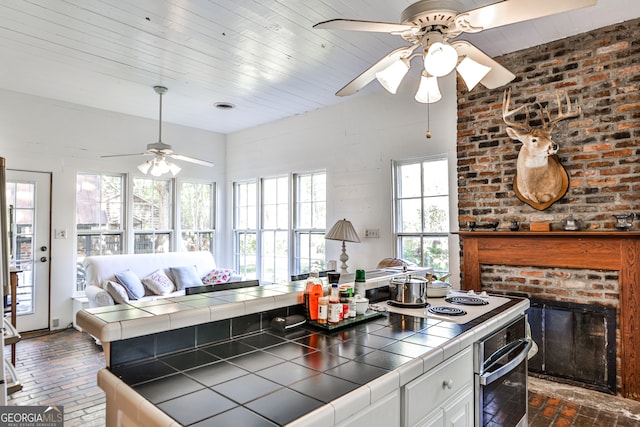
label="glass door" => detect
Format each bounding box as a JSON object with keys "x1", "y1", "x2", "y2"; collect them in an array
[{"x1": 6, "y1": 170, "x2": 51, "y2": 332}]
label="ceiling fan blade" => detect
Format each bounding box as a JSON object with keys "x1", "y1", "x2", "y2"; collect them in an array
[
  {"x1": 452, "y1": 41, "x2": 516, "y2": 89},
  {"x1": 336, "y1": 44, "x2": 419, "y2": 97},
  {"x1": 314, "y1": 19, "x2": 416, "y2": 34},
  {"x1": 101, "y1": 152, "x2": 149, "y2": 158},
  {"x1": 456, "y1": 0, "x2": 597, "y2": 32},
  {"x1": 169, "y1": 154, "x2": 214, "y2": 167}
]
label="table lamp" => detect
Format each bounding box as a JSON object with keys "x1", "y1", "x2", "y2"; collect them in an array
[{"x1": 325, "y1": 218, "x2": 360, "y2": 274}]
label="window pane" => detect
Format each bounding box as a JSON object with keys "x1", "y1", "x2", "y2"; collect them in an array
[
  {"x1": 398, "y1": 236, "x2": 422, "y2": 265},
  {"x1": 423, "y1": 196, "x2": 450, "y2": 232},
  {"x1": 398, "y1": 199, "x2": 422, "y2": 232},
  {"x1": 76, "y1": 173, "x2": 124, "y2": 291},
  {"x1": 422, "y1": 236, "x2": 449, "y2": 272},
  {"x1": 133, "y1": 178, "x2": 172, "y2": 230},
  {"x1": 399, "y1": 163, "x2": 421, "y2": 198},
  {"x1": 423, "y1": 158, "x2": 449, "y2": 196}
]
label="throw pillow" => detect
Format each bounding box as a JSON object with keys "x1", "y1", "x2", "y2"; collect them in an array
[
  {"x1": 202, "y1": 268, "x2": 236, "y2": 285},
  {"x1": 170, "y1": 265, "x2": 202, "y2": 290},
  {"x1": 142, "y1": 269, "x2": 175, "y2": 296},
  {"x1": 114, "y1": 270, "x2": 145, "y2": 300},
  {"x1": 105, "y1": 280, "x2": 130, "y2": 304}
]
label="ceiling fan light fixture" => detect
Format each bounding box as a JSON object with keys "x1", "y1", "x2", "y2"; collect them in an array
[
  {"x1": 375, "y1": 58, "x2": 410, "y2": 94},
  {"x1": 414, "y1": 73, "x2": 442, "y2": 104},
  {"x1": 169, "y1": 162, "x2": 181, "y2": 176},
  {"x1": 137, "y1": 160, "x2": 152, "y2": 174},
  {"x1": 457, "y1": 56, "x2": 492, "y2": 91},
  {"x1": 424, "y1": 42, "x2": 458, "y2": 77}
]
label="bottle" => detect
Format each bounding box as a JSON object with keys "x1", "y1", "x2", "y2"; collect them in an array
[
  {"x1": 328, "y1": 283, "x2": 342, "y2": 324},
  {"x1": 348, "y1": 297, "x2": 356, "y2": 318},
  {"x1": 304, "y1": 271, "x2": 320, "y2": 319},
  {"x1": 309, "y1": 283, "x2": 323, "y2": 321},
  {"x1": 317, "y1": 296, "x2": 328, "y2": 324},
  {"x1": 355, "y1": 269, "x2": 366, "y2": 298}
]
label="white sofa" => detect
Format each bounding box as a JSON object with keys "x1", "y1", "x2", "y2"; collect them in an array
[{"x1": 83, "y1": 251, "x2": 240, "y2": 308}]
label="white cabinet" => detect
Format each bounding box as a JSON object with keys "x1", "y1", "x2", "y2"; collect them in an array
[
  {"x1": 336, "y1": 390, "x2": 400, "y2": 427},
  {"x1": 403, "y1": 347, "x2": 473, "y2": 427}
]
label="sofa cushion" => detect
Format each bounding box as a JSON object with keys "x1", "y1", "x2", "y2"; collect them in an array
[
  {"x1": 170, "y1": 265, "x2": 202, "y2": 290},
  {"x1": 105, "y1": 280, "x2": 130, "y2": 304},
  {"x1": 142, "y1": 269, "x2": 175, "y2": 295},
  {"x1": 202, "y1": 268, "x2": 236, "y2": 285},
  {"x1": 114, "y1": 270, "x2": 146, "y2": 300}
]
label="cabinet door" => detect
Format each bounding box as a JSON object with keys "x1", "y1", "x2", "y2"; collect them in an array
[
  {"x1": 336, "y1": 390, "x2": 400, "y2": 427},
  {"x1": 443, "y1": 387, "x2": 473, "y2": 427},
  {"x1": 414, "y1": 407, "x2": 444, "y2": 427}
]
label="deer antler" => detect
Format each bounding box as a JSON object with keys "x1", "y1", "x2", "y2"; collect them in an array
[
  {"x1": 542, "y1": 91, "x2": 581, "y2": 130},
  {"x1": 502, "y1": 89, "x2": 531, "y2": 132}
]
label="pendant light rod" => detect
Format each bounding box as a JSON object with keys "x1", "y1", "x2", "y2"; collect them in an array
[{"x1": 154, "y1": 86, "x2": 167, "y2": 143}]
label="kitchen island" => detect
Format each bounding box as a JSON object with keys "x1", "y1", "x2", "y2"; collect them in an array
[{"x1": 76, "y1": 270, "x2": 529, "y2": 427}]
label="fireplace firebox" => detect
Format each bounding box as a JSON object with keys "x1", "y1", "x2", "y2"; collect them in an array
[{"x1": 527, "y1": 298, "x2": 616, "y2": 394}]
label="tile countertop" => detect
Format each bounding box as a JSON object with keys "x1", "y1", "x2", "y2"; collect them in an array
[
  {"x1": 99, "y1": 297, "x2": 529, "y2": 427},
  {"x1": 75, "y1": 269, "x2": 428, "y2": 344}
]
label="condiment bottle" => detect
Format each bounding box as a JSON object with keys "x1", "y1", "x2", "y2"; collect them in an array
[
  {"x1": 304, "y1": 271, "x2": 320, "y2": 319},
  {"x1": 355, "y1": 269, "x2": 366, "y2": 298},
  {"x1": 328, "y1": 283, "x2": 342, "y2": 324},
  {"x1": 348, "y1": 297, "x2": 356, "y2": 318},
  {"x1": 308, "y1": 282, "x2": 323, "y2": 320},
  {"x1": 317, "y1": 296, "x2": 328, "y2": 324}
]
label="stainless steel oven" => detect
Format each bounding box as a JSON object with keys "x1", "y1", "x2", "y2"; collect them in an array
[{"x1": 474, "y1": 314, "x2": 532, "y2": 427}]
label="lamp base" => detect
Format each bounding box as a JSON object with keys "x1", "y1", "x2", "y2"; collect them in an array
[{"x1": 339, "y1": 241, "x2": 349, "y2": 274}]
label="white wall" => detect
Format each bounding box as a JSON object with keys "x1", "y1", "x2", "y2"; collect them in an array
[
  {"x1": 226, "y1": 73, "x2": 461, "y2": 285},
  {"x1": 0, "y1": 89, "x2": 226, "y2": 331}
]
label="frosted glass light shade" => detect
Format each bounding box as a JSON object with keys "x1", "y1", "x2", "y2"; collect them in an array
[
  {"x1": 424, "y1": 42, "x2": 458, "y2": 77},
  {"x1": 457, "y1": 57, "x2": 491, "y2": 91},
  {"x1": 137, "y1": 161, "x2": 152, "y2": 174},
  {"x1": 415, "y1": 74, "x2": 442, "y2": 104},
  {"x1": 375, "y1": 58, "x2": 410, "y2": 94}
]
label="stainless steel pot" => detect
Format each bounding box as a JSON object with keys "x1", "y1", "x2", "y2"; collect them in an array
[{"x1": 389, "y1": 275, "x2": 428, "y2": 306}]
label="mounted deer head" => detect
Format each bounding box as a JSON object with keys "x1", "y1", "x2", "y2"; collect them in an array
[{"x1": 503, "y1": 89, "x2": 581, "y2": 210}]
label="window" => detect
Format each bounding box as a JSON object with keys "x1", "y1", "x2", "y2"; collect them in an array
[
  {"x1": 132, "y1": 177, "x2": 173, "y2": 253},
  {"x1": 180, "y1": 181, "x2": 215, "y2": 252},
  {"x1": 294, "y1": 172, "x2": 326, "y2": 273},
  {"x1": 233, "y1": 181, "x2": 257, "y2": 279},
  {"x1": 233, "y1": 171, "x2": 326, "y2": 283},
  {"x1": 261, "y1": 176, "x2": 289, "y2": 284},
  {"x1": 76, "y1": 173, "x2": 125, "y2": 291},
  {"x1": 393, "y1": 156, "x2": 449, "y2": 274}
]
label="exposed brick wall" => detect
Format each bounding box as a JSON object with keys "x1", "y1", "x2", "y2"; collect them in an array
[
  {"x1": 457, "y1": 18, "x2": 640, "y2": 230},
  {"x1": 456, "y1": 18, "x2": 640, "y2": 395}
]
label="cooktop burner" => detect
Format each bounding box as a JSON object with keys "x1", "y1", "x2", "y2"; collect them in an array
[
  {"x1": 428, "y1": 306, "x2": 467, "y2": 316},
  {"x1": 445, "y1": 296, "x2": 489, "y2": 306},
  {"x1": 387, "y1": 300, "x2": 430, "y2": 309}
]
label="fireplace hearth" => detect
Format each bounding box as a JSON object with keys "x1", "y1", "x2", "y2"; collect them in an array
[{"x1": 527, "y1": 298, "x2": 616, "y2": 394}]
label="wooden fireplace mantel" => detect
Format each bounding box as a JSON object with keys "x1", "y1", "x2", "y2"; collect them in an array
[{"x1": 455, "y1": 231, "x2": 640, "y2": 400}]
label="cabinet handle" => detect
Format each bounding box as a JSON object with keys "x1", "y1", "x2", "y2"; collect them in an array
[{"x1": 443, "y1": 379, "x2": 454, "y2": 389}]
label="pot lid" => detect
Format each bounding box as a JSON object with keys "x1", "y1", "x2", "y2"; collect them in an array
[{"x1": 390, "y1": 275, "x2": 428, "y2": 284}]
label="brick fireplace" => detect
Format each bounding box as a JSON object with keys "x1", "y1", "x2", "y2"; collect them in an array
[
  {"x1": 457, "y1": 231, "x2": 640, "y2": 400},
  {"x1": 454, "y1": 15, "x2": 639, "y2": 401}
]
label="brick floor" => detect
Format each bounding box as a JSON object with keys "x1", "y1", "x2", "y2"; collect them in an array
[{"x1": 5, "y1": 328, "x2": 640, "y2": 427}]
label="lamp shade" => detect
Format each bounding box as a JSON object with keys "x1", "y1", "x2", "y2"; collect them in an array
[
  {"x1": 457, "y1": 56, "x2": 491, "y2": 91},
  {"x1": 375, "y1": 58, "x2": 410, "y2": 94},
  {"x1": 424, "y1": 42, "x2": 458, "y2": 77},
  {"x1": 415, "y1": 73, "x2": 442, "y2": 104},
  {"x1": 325, "y1": 219, "x2": 360, "y2": 243}
]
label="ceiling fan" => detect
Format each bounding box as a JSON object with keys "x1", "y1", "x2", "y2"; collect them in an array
[
  {"x1": 102, "y1": 86, "x2": 214, "y2": 176},
  {"x1": 314, "y1": 0, "x2": 597, "y2": 100}
]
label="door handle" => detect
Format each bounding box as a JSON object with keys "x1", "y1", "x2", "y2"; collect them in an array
[
  {"x1": 40, "y1": 257, "x2": 48, "y2": 262},
  {"x1": 479, "y1": 339, "x2": 532, "y2": 386}
]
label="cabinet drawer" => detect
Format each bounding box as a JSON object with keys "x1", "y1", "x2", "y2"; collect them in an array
[{"x1": 403, "y1": 347, "x2": 472, "y2": 426}]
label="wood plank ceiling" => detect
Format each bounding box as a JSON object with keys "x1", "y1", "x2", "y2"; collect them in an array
[{"x1": 0, "y1": 0, "x2": 638, "y2": 134}]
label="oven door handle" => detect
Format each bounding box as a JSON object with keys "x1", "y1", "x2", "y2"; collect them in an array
[{"x1": 479, "y1": 338, "x2": 532, "y2": 386}]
